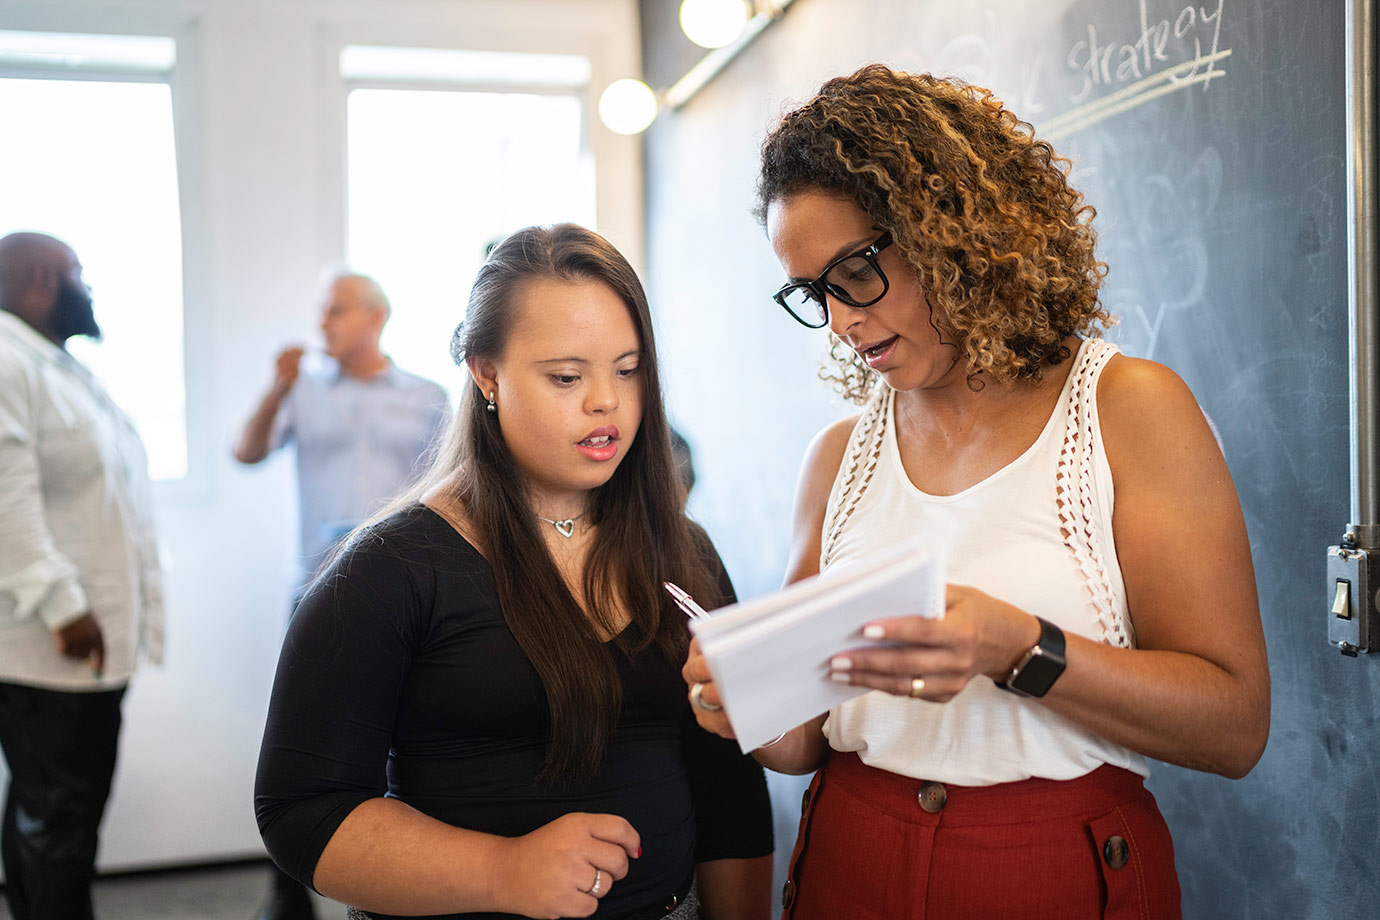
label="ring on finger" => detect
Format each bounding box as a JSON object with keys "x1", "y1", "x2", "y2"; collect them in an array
[
  {"x1": 690, "y1": 681, "x2": 722, "y2": 712},
  {"x1": 909, "y1": 676, "x2": 926, "y2": 698},
  {"x1": 585, "y1": 867, "x2": 603, "y2": 896}
]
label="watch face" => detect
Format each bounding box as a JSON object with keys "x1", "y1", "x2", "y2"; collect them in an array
[{"x1": 1011, "y1": 648, "x2": 1065, "y2": 697}]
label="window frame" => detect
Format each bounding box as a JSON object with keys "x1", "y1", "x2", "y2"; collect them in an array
[
  {"x1": 315, "y1": 26, "x2": 620, "y2": 272},
  {"x1": 323, "y1": 36, "x2": 600, "y2": 404},
  {"x1": 0, "y1": 24, "x2": 209, "y2": 499}
]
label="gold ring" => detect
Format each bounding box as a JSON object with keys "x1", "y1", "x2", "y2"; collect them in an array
[{"x1": 909, "y1": 676, "x2": 926, "y2": 698}]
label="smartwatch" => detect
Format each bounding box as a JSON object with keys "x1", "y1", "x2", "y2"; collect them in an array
[{"x1": 998, "y1": 617, "x2": 1066, "y2": 698}]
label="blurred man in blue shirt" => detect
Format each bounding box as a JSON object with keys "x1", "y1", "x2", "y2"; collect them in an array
[{"x1": 233, "y1": 270, "x2": 448, "y2": 920}]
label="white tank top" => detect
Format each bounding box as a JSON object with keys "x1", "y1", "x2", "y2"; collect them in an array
[{"x1": 820, "y1": 339, "x2": 1148, "y2": 784}]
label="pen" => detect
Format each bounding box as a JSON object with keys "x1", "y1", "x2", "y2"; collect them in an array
[{"x1": 663, "y1": 581, "x2": 710, "y2": 620}]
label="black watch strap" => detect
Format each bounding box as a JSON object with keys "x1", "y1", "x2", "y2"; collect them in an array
[{"x1": 998, "y1": 617, "x2": 1067, "y2": 698}]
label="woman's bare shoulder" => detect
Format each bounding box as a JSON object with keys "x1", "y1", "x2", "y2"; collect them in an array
[
  {"x1": 1096, "y1": 352, "x2": 1200, "y2": 417},
  {"x1": 784, "y1": 413, "x2": 865, "y2": 584},
  {"x1": 1095, "y1": 352, "x2": 1228, "y2": 482},
  {"x1": 799, "y1": 413, "x2": 865, "y2": 496}
]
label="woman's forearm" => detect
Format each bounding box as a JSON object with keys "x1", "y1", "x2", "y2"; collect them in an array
[
  {"x1": 1039, "y1": 636, "x2": 1269, "y2": 778},
  {"x1": 310, "y1": 798, "x2": 641, "y2": 918},
  {"x1": 752, "y1": 715, "x2": 829, "y2": 775},
  {"x1": 310, "y1": 797, "x2": 508, "y2": 915},
  {"x1": 827, "y1": 610, "x2": 1269, "y2": 778}
]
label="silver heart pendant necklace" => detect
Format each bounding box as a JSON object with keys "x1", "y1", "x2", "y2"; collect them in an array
[{"x1": 537, "y1": 512, "x2": 585, "y2": 538}]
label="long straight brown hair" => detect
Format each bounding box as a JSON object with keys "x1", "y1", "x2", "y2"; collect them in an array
[{"x1": 376, "y1": 224, "x2": 722, "y2": 783}]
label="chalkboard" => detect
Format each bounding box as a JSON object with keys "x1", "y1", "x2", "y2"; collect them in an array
[{"x1": 642, "y1": 1, "x2": 1375, "y2": 916}]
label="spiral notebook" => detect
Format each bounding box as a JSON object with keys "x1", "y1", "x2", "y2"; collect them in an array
[{"x1": 689, "y1": 541, "x2": 947, "y2": 752}]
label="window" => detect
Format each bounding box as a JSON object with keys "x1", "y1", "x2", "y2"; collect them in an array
[
  {"x1": 342, "y1": 46, "x2": 596, "y2": 396},
  {"x1": 0, "y1": 32, "x2": 186, "y2": 480}
]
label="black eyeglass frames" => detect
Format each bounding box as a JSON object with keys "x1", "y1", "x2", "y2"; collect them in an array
[{"x1": 772, "y1": 231, "x2": 894, "y2": 329}]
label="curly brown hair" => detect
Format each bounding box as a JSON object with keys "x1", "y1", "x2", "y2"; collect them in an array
[{"x1": 755, "y1": 64, "x2": 1113, "y2": 402}]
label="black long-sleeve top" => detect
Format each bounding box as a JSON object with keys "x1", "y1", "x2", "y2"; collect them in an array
[{"x1": 255, "y1": 505, "x2": 772, "y2": 919}]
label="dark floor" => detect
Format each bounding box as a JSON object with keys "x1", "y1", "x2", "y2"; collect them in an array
[{"x1": 0, "y1": 860, "x2": 344, "y2": 920}]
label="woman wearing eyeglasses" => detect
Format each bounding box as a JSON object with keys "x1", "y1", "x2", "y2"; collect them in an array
[{"x1": 683, "y1": 66, "x2": 1268, "y2": 918}]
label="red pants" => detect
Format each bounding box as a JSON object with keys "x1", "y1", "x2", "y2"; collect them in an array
[{"x1": 782, "y1": 751, "x2": 1182, "y2": 920}]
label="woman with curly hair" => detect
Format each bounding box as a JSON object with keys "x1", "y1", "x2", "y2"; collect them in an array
[{"x1": 683, "y1": 66, "x2": 1268, "y2": 917}]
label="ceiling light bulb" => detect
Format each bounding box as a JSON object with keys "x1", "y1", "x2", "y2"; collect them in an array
[
  {"x1": 598, "y1": 78, "x2": 658, "y2": 135},
  {"x1": 679, "y1": 0, "x2": 750, "y2": 50}
]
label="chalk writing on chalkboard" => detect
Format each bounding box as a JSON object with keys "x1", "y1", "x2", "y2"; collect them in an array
[
  {"x1": 931, "y1": 2, "x2": 1232, "y2": 140},
  {"x1": 1045, "y1": 0, "x2": 1230, "y2": 137}
]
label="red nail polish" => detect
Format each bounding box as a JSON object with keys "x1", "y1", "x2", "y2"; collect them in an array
[{"x1": 635, "y1": 847, "x2": 642, "y2": 858}]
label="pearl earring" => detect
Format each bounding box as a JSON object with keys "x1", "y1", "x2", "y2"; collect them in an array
[{"x1": 485, "y1": 391, "x2": 497, "y2": 413}]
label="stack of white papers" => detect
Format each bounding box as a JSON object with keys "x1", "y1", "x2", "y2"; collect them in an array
[{"x1": 690, "y1": 542, "x2": 947, "y2": 752}]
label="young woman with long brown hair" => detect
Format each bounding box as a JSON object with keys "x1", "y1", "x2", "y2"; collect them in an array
[{"x1": 256, "y1": 224, "x2": 772, "y2": 920}]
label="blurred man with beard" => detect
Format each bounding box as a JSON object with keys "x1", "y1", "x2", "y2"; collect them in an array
[{"x1": 0, "y1": 232, "x2": 164, "y2": 920}]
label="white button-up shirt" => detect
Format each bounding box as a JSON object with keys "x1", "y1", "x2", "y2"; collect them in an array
[{"x1": 0, "y1": 310, "x2": 163, "y2": 690}]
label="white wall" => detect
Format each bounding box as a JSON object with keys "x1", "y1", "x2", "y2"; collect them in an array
[{"x1": 0, "y1": 0, "x2": 643, "y2": 871}]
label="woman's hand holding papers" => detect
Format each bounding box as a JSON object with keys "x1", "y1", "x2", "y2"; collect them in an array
[
  {"x1": 683, "y1": 639, "x2": 830, "y2": 774},
  {"x1": 825, "y1": 585, "x2": 1040, "y2": 702},
  {"x1": 682, "y1": 638, "x2": 734, "y2": 738}
]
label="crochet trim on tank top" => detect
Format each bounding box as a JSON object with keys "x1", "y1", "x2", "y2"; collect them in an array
[
  {"x1": 820, "y1": 339, "x2": 1130, "y2": 648},
  {"x1": 1056, "y1": 342, "x2": 1130, "y2": 647},
  {"x1": 820, "y1": 389, "x2": 890, "y2": 570}
]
